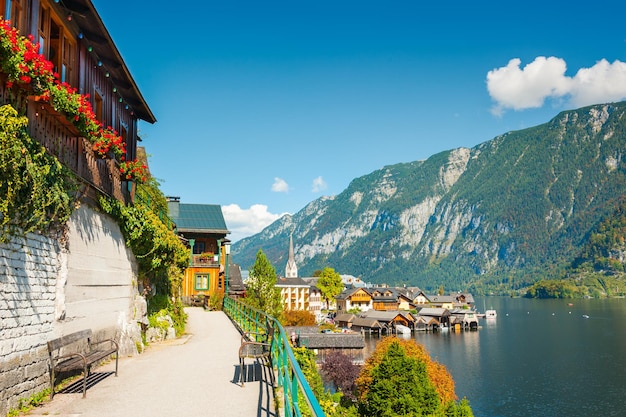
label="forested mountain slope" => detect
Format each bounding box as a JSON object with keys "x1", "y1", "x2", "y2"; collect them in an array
[{"x1": 233, "y1": 102, "x2": 626, "y2": 294}]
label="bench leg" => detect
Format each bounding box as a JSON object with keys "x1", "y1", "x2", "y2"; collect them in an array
[
  {"x1": 115, "y1": 353, "x2": 119, "y2": 376},
  {"x1": 82, "y1": 364, "x2": 88, "y2": 398},
  {"x1": 239, "y1": 357, "x2": 245, "y2": 387},
  {"x1": 50, "y1": 367, "x2": 55, "y2": 400}
]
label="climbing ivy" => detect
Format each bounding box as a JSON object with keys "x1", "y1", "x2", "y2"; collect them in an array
[
  {"x1": 99, "y1": 196, "x2": 189, "y2": 271},
  {"x1": 0, "y1": 104, "x2": 77, "y2": 241}
]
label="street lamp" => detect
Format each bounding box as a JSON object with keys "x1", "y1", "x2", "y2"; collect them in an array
[{"x1": 223, "y1": 239, "x2": 231, "y2": 294}]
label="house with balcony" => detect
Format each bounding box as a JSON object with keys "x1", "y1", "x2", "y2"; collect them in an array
[
  {"x1": 0, "y1": 1, "x2": 160, "y2": 411},
  {"x1": 336, "y1": 287, "x2": 373, "y2": 313},
  {"x1": 276, "y1": 276, "x2": 310, "y2": 312},
  {"x1": 1, "y1": 0, "x2": 156, "y2": 204},
  {"x1": 167, "y1": 197, "x2": 231, "y2": 304}
]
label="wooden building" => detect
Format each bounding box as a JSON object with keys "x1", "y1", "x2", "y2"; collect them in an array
[
  {"x1": 0, "y1": 0, "x2": 156, "y2": 204},
  {"x1": 336, "y1": 287, "x2": 373, "y2": 312},
  {"x1": 167, "y1": 197, "x2": 231, "y2": 304},
  {"x1": 286, "y1": 326, "x2": 365, "y2": 364}
]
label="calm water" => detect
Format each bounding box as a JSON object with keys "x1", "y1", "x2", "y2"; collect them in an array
[{"x1": 362, "y1": 297, "x2": 626, "y2": 417}]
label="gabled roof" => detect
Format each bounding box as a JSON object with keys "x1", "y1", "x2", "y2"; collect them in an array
[
  {"x1": 352, "y1": 317, "x2": 383, "y2": 328},
  {"x1": 168, "y1": 202, "x2": 229, "y2": 235},
  {"x1": 417, "y1": 307, "x2": 451, "y2": 317},
  {"x1": 428, "y1": 295, "x2": 456, "y2": 304},
  {"x1": 63, "y1": 0, "x2": 156, "y2": 123},
  {"x1": 336, "y1": 287, "x2": 371, "y2": 300},
  {"x1": 361, "y1": 310, "x2": 414, "y2": 322},
  {"x1": 334, "y1": 314, "x2": 356, "y2": 323}
]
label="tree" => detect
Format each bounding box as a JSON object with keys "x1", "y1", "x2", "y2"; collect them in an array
[
  {"x1": 284, "y1": 310, "x2": 316, "y2": 326},
  {"x1": 245, "y1": 249, "x2": 283, "y2": 319},
  {"x1": 355, "y1": 337, "x2": 473, "y2": 416},
  {"x1": 321, "y1": 351, "x2": 360, "y2": 403},
  {"x1": 359, "y1": 340, "x2": 440, "y2": 416},
  {"x1": 317, "y1": 267, "x2": 343, "y2": 309}
]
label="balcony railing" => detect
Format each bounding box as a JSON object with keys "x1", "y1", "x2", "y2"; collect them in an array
[
  {"x1": 191, "y1": 254, "x2": 221, "y2": 267},
  {"x1": 0, "y1": 76, "x2": 130, "y2": 204}
]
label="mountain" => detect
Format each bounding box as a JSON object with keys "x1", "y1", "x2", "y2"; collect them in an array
[{"x1": 232, "y1": 102, "x2": 626, "y2": 294}]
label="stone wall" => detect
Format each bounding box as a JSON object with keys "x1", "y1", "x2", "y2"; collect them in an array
[{"x1": 0, "y1": 205, "x2": 142, "y2": 416}]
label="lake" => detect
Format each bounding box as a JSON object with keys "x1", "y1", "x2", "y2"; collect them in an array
[{"x1": 362, "y1": 297, "x2": 626, "y2": 417}]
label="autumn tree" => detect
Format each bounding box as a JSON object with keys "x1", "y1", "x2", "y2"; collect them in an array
[
  {"x1": 360, "y1": 340, "x2": 440, "y2": 416},
  {"x1": 245, "y1": 249, "x2": 283, "y2": 319},
  {"x1": 284, "y1": 310, "x2": 316, "y2": 326},
  {"x1": 317, "y1": 267, "x2": 343, "y2": 309},
  {"x1": 355, "y1": 337, "x2": 473, "y2": 416}
]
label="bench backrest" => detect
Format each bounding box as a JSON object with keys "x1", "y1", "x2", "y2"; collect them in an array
[{"x1": 47, "y1": 329, "x2": 93, "y2": 352}]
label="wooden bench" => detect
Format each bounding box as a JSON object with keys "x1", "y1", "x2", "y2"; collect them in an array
[
  {"x1": 238, "y1": 326, "x2": 274, "y2": 386},
  {"x1": 47, "y1": 329, "x2": 119, "y2": 399}
]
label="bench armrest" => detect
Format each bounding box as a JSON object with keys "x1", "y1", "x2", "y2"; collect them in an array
[{"x1": 90, "y1": 338, "x2": 119, "y2": 352}]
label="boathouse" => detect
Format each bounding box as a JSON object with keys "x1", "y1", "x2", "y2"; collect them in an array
[{"x1": 285, "y1": 326, "x2": 365, "y2": 363}]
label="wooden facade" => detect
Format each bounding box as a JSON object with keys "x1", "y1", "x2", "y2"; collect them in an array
[
  {"x1": 167, "y1": 198, "x2": 230, "y2": 304},
  {"x1": 1, "y1": 0, "x2": 155, "y2": 204}
]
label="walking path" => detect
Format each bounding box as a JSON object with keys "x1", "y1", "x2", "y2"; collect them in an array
[{"x1": 28, "y1": 308, "x2": 276, "y2": 417}]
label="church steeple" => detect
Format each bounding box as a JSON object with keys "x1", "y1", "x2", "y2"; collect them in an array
[{"x1": 285, "y1": 233, "x2": 298, "y2": 278}]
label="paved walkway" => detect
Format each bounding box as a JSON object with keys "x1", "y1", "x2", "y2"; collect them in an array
[{"x1": 28, "y1": 308, "x2": 277, "y2": 417}]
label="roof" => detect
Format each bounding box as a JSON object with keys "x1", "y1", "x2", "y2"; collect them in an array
[
  {"x1": 428, "y1": 295, "x2": 456, "y2": 303},
  {"x1": 168, "y1": 202, "x2": 229, "y2": 235},
  {"x1": 352, "y1": 317, "x2": 383, "y2": 328},
  {"x1": 276, "y1": 276, "x2": 309, "y2": 287},
  {"x1": 298, "y1": 333, "x2": 365, "y2": 349},
  {"x1": 334, "y1": 314, "x2": 356, "y2": 323},
  {"x1": 361, "y1": 310, "x2": 414, "y2": 322},
  {"x1": 63, "y1": 0, "x2": 156, "y2": 123},
  {"x1": 417, "y1": 307, "x2": 451, "y2": 317},
  {"x1": 227, "y1": 263, "x2": 246, "y2": 295}
]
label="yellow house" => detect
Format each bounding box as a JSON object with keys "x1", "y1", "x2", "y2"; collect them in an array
[{"x1": 167, "y1": 197, "x2": 230, "y2": 304}]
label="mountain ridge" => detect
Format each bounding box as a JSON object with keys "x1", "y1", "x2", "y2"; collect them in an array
[{"x1": 232, "y1": 102, "x2": 626, "y2": 294}]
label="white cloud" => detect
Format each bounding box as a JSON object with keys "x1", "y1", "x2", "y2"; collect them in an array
[
  {"x1": 486, "y1": 57, "x2": 626, "y2": 115},
  {"x1": 222, "y1": 204, "x2": 288, "y2": 242},
  {"x1": 311, "y1": 176, "x2": 327, "y2": 193},
  {"x1": 271, "y1": 177, "x2": 289, "y2": 193}
]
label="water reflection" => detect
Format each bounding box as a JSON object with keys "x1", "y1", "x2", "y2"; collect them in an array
[{"x1": 358, "y1": 298, "x2": 626, "y2": 417}]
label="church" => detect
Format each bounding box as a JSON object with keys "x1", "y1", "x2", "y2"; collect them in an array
[{"x1": 275, "y1": 235, "x2": 324, "y2": 320}]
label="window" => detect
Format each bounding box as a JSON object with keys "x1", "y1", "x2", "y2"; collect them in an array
[
  {"x1": 94, "y1": 90, "x2": 103, "y2": 122},
  {"x1": 194, "y1": 274, "x2": 209, "y2": 291},
  {"x1": 6, "y1": 0, "x2": 26, "y2": 33},
  {"x1": 38, "y1": 3, "x2": 77, "y2": 86},
  {"x1": 193, "y1": 241, "x2": 205, "y2": 255}
]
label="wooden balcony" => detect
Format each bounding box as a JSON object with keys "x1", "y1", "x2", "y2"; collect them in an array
[
  {"x1": 191, "y1": 254, "x2": 221, "y2": 268},
  {"x1": 0, "y1": 78, "x2": 130, "y2": 204}
]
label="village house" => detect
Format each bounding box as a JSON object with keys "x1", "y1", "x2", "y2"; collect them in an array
[
  {"x1": 276, "y1": 276, "x2": 310, "y2": 311},
  {"x1": 335, "y1": 287, "x2": 373, "y2": 312},
  {"x1": 167, "y1": 197, "x2": 231, "y2": 305},
  {"x1": 1, "y1": 1, "x2": 157, "y2": 413}
]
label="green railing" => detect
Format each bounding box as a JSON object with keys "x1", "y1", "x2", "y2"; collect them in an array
[{"x1": 223, "y1": 296, "x2": 326, "y2": 417}]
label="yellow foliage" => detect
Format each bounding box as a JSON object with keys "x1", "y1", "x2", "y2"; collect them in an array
[{"x1": 355, "y1": 336, "x2": 457, "y2": 404}]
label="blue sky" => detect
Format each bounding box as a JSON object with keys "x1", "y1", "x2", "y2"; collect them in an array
[{"x1": 91, "y1": 0, "x2": 626, "y2": 242}]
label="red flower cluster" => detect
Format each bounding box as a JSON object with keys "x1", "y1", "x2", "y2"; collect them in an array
[
  {"x1": 0, "y1": 20, "x2": 130, "y2": 165},
  {"x1": 120, "y1": 159, "x2": 148, "y2": 184},
  {"x1": 0, "y1": 21, "x2": 54, "y2": 88}
]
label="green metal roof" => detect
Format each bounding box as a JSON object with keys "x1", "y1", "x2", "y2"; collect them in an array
[{"x1": 168, "y1": 202, "x2": 229, "y2": 234}]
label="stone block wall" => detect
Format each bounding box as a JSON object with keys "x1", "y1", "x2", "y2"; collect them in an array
[
  {"x1": 0, "y1": 205, "x2": 142, "y2": 417},
  {"x1": 0, "y1": 233, "x2": 57, "y2": 417}
]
